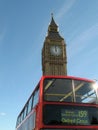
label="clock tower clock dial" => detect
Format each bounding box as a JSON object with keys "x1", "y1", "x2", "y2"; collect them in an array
[
  {"x1": 50, "y1": 46, "x2": 61, "y2": 56},
  {"x1": 42, "y1": 15, "x2": 67, "y2": 76}
]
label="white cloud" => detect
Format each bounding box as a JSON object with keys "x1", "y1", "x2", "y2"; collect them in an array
[
  {"x1": 56, "y1": 0, "x2": 76, "y2": 20},
  {"x1": 68, "y1": 23, "x2": 98, "y2": 59},
  {"x1": 0, "y1": 112, "x2": 6, "y2": 116}
]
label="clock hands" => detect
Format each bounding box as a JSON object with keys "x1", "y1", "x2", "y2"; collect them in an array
[{"x1": 55, "y1": 46, "x2": 58, "y2": 52}]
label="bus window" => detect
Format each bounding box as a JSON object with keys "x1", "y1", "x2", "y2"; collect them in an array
[
  {"x1": 16, "y1": 116, "x2": 20, "y2": 126},
  {"x1": 27, "y1": 96, "x2": 33, "y2": 114},
  {"x1": 43, "y1": 78, "x2": 97, "y2": 103},
  {"x1": 44, "y1": 78, "x2": 73, "y2": 102},
  {"x1": 74, "y1": 80, "x2": 97, "y2": 103},
  {"x1": 33, "y1": 88, "x2": 39, "y2": 108},
  {"x1": 24, "y1": 105, "x2": 27, "y2": 118}
]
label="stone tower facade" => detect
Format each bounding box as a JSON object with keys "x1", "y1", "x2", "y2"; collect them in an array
[{"x1": 42, "y1": 15, "x2": 67, "y2": 76}]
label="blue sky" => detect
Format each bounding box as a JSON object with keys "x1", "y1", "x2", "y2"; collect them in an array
[{"x1": 0, "y1": 0, "x2": 98, "y2": 130}]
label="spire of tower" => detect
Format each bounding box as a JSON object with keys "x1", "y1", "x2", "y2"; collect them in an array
[
  {"x1": 51, "y1": 13, "x2": 53, "y2": 18},
  {"x1": 50, "y1": 13, "x2": 58, "y2": 27},
  {"x1": 47, "y1": 14, "x2": 63, "y2": 40},
  {"x1": 48, "y1": 13, "x2": 58, "y2": 32}
]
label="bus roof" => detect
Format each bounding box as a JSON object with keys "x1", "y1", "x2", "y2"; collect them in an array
[{"x1": 41, "y1": 75, "x2": 94, "y2": 83}]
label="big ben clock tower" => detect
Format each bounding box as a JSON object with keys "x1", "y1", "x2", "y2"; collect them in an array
[{"x1": 42, "y1": 14, "x2": 67, "y2": 75}]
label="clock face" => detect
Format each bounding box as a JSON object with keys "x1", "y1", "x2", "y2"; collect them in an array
[{"x1": 50, "y1": 46, "x2": 61, "y2": 56}]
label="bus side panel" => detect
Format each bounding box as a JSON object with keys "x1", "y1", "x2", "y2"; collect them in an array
[{"x1": 17, "y1": 110, "x2": 36, "y2": 130}]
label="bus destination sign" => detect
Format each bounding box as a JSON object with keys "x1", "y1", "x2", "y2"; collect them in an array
[{"x1": 61, "y1": 109, "x2": 89, "y2": 125}]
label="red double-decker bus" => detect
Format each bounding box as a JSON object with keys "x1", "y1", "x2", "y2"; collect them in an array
[{"x1": 16, "y1": 76, "x2": 98, "y2": 130}]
